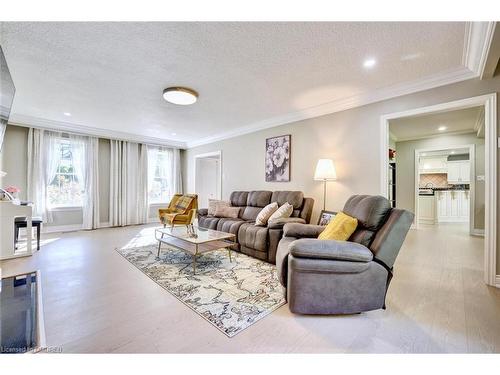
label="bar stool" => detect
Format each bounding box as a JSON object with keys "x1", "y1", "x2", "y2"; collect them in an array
[{"x1": 14, "y1": 217, "x2": 43, "y2": 251}]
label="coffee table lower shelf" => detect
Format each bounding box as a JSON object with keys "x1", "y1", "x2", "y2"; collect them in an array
[{"x1": 156, "y1": 233, "x2": 236, "y2": 274}]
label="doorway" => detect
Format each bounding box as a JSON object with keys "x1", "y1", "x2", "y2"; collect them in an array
[
  {"x1": 380, "y1": 93, "x2": 497, "y2": 286},
  {"x1": 413, "y1": 144, "x2": 476, "y2": 235},
  {"x1": 194, "y1": 151, "x2": 222, "y2": 208}
]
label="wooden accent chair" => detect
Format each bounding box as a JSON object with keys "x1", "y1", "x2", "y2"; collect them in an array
[{"x1": 158, "y1": 194, "x2": 198, "y2": 228}]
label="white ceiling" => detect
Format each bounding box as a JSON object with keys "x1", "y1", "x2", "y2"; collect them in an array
[
  {"x1": 0, "y1": 22, "x2": 488, "y2": 148},
  {"x1": 389, "y1": 106, "x2": 483, "y2": 141}
]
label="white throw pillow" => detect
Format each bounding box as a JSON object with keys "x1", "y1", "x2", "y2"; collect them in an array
[
  {"x1": 268, "y1": 202, "x2": 293, "y2": 222},
  {"x1": 208, "y1": 199, "x2": 230, "y2": 216},
  {"x1": 255, "y1": 202, "x2": 279, "y2": 226}
]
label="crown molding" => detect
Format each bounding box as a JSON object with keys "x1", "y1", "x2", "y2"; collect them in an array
[
  {"x1": 393, "y1": 130, "x2": 477, "y2": 143},
  {"x1": 8, "y1": 113, "x2": 187, "y2": 149},
  {"x1": 186, "y1": 66, "x2": 476, "y2": 148},
  {"x1": 463, "y1": 21, "x2": 496, "y2": 77}
]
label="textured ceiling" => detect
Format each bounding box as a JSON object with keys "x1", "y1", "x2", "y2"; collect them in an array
[
  {"x1": 389, "y1": 106, "x2": 483, "y2": 140},
  {"x1": 0, "y1": 22, "x2": 467, "y2": 145}
]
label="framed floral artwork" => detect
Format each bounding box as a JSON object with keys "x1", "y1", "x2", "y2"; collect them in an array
[{"x1": 265, "y1": 134, "x2": 290, "y2": 182}]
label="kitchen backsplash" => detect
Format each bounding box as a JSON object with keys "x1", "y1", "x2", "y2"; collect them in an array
[{"x1": 419, "y1": 173, "x2": 451, "y2": 188}]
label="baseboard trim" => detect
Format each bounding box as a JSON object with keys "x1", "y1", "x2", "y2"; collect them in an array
[
  {"x1": 471, "y1": 229, "x2": 485, "y2": 237},
  {"x1": 495, "y1": 275, "x2": 500, "y2": 289},
  {"x1": 42, "y1": 224, "x2": 83, "y2": 234}
]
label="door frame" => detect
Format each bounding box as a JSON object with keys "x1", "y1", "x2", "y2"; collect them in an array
[
  {"x1": 194, "y1": 151, "x2": 223, "y2": 204},
  {"x1": 380, "y1": 93, "x2": 497, "y2": 287},
  {"x1": 413, "y1": 144, "x2": 475, "y2": 233}
]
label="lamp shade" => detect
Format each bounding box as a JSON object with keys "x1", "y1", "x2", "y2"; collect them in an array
[{"x1": 314, "y1": 159, "x2": 337, "y2": 180}]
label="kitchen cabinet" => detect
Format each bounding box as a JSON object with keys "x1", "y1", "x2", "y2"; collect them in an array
[
  {"x1": 418, "y1": 156, "x2": 448, "y2": 174},
  {"x1": 418, "y1": 195, "x2": 436, "y2": 224},
  {"x1": 447, "y1": 161, "x2": 470, "y2": 184},
  {"x1": 436, "y1": 190, "x2": 469, "y2": 222}
]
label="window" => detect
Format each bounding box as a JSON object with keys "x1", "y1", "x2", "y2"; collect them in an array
[
  {"x1": 47, "y1": 138, "x2": 83, "y2": 208},
  {"x1": 147, "y1": 147, "x2": 173, "y2": 204}
]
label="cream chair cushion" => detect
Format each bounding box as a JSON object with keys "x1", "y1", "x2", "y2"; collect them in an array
[
  {"x1": 255, "y1": 202, "x2": 279, "y2": 226},
  {"x1": 208, "y1": 199, "x2": 230, "y2": 216},
  {"x1": 268, "y1": 202, "x2": 293, "y2": 222}
]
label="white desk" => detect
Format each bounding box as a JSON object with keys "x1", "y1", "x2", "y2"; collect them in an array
[{"x1": 0, "y1": 200, "x2": 33, "y2": 260}]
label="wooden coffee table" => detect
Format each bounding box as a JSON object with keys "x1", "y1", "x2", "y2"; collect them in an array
[{"x1": 155, "y1": 225, "x2": 236, "y2": 274}]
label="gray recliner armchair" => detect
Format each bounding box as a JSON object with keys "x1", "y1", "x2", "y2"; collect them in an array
[{"x1": 276, "y1": 195, "x2": 414, "y2": 315}]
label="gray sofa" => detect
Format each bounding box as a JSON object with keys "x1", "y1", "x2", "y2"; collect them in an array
[
  {"x1": 276, "y1": 195, "x2": 414, "y2": 314},
  {"x1": 198, "y1": 191, "x2": 314, "y2": 263}
]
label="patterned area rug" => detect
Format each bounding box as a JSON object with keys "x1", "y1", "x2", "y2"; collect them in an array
[{"x1": 116, "y1": 242, "x2": 286, "y2": 337}]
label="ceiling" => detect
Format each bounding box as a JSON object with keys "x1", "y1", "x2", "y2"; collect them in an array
[
  {"x1": 389, "y1": 106, "x2": 483, "y2": 141},
  {"x1": 0, "y1": 22, "x2": 489, "y2": 148}
]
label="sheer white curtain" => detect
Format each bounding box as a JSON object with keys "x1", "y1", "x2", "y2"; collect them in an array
[
  {"x1": 70, "y1": 134, "x2": 100, "y2": 229},
  {"x1": 27, "y1": 129, "x2": 62, "y2": 223},
  {"x1": 44, "y1": 131, "x2": 62, "y2": 222},
  {"x1": 147, "y1": 145, "x2": 182, "y2": 204},
  {"x1": 109, "y1": 140, "x2": 149, "y2": 226},
  {"x1": 147, "y1": 145, "x2": 158, "y2": 201},
  {"x1": 109, "y1": 139, "x2": 123, "y2": 226},
  {"x1": 86, "y1": 137, "x2": 100, "y2": 229},
  {"x1": 172, "y1": 148, "x2": 183, "y2": 194},
  {"x1": 137, "y1": 144, "x2": 148, "y2": 223},
  {"x1": 27, "y1": 128, "x2": 47, "y2": 221}
]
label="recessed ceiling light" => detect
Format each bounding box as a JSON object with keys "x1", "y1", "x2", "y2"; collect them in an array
[
  {"x1": 64, "y1": 112, "x2": 72, "y2": 117},
  {"x1": 363, "y1": 58, "x2": 376, "y2": 68},
  {"x1": 438, "y1": 126, "x2": 447, "y2": 131},
  {"x1": 451, "y1": 151, "x2": 456, "y2": 154},
  {"x1": 163, "y1": 87, "x2": 198, "y2": 105},
  {"x1": 171, "y1": 132, "x2": 177, "y2": 136}
]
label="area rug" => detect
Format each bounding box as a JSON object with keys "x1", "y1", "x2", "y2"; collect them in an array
[{"x1": 116, "y1": 242, "x2": 286, "y2": 337}]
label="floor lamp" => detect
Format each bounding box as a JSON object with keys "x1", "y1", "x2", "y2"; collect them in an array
[{"x1": 314, "y1": 159, "x2": 337, "y2": 211}]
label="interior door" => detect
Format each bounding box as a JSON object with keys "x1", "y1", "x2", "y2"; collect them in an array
[{"x1": 195, "y1": 157, "x2": 221, "y2": 208}]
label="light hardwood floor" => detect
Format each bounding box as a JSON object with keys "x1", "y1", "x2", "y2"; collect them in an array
[{"x1": 1, "y1": 222, "x2": 499, "y2": 353}]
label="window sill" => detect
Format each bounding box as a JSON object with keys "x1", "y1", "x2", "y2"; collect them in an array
[{"x1": 48, "y1": 206, "x2": 83, "y2": 212}]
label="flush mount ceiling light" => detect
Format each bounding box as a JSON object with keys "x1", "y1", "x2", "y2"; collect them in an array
[
  {"x1": 63, "y1": 112, "x2": 72, "y2": 117},
  {"x1": 438, "y1": 126, "x2": 447, "y2": 131},
  {"x1": 363, "y1": 58, "x2": 376, "y2": 68},
  {"x1": 163, "y1": 87, "x2": 198, "y2": 105}
]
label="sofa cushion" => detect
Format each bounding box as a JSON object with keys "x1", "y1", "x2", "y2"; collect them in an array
[
  {"x1": 230, "y1": 191, "x2": 249, "y2": 207},
  {"x1": 238, "y1": 223, "x2": 268, "y2": 252},
  {"x1": 268, "y1": 202, "x2": 293, "y2": 222},
  {"x1": 214, "y1": 206, "x2": 240, "y2": 218},
  {"x1": 216, "y1": 218, "x2": 246, "y2": 241},
  {"x1": 271, "y1": 191, "x2": 304, "y2": 209},
  {"x1": 255, "y1": 202, "x2": 279, "y2": 226},
  {"x1": 241, "y1": 206, "x2": 263, "y2": 221},
  {"x1": 197, "y1": 215, "x2": 220, "y2": 230},
  {"x1": 208, "y1": 199, "x2": 230, "y2": 216},
  {"x1": 318, "y1": 211, "x2": 358, "y2": 241},
  {"x1": 247, "y1": 191, "x2": 272, "y2": 207}
]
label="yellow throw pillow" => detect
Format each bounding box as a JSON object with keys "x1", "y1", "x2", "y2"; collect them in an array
[{"x1": 318, "y1": 211, "x2": 358, "y2": 241}]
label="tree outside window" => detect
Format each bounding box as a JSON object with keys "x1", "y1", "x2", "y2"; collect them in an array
[
  {"x1": 47, "y1": 139, "x2": 83, "y2": 207},
  {"x1": 148, "y1": 149, "x2": 172, "y2": 204}
]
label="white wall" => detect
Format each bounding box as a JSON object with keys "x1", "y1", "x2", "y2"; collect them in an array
[{"x1": 183, "y1": 75, "x2": 500, "y2": 273}]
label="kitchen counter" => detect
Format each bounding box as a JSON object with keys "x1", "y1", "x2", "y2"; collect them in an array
[{"x1": 419, "y1": 186, "x2": 469, "y2": 196}]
